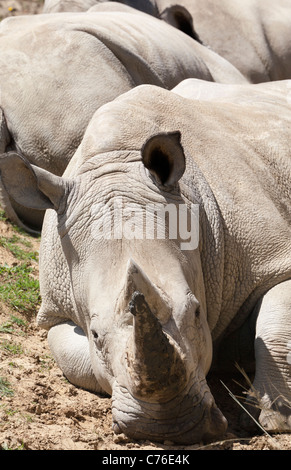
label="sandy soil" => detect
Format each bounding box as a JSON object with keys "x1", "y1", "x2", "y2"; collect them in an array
[{"x1": 0, "y1": 0, "x2": 290, "y2": 452}]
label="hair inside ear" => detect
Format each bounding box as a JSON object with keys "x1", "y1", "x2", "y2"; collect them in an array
[
  {"x1": 146, "y1": 147, "x2": 172, "y2": 185},
  {"x1": 141, "y1": 131, "x2": 185, "y2": 187},
  {"x1": 161, "y1": 6, "x2": 202, "y2": 43}
]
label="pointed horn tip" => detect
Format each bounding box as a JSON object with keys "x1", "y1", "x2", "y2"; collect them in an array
[{"x1": 128, "y1": 291, "x2": 145, "y2": 316}]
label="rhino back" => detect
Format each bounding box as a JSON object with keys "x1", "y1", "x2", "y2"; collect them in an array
[
  {"x1": 0, "y1": 10, "x2": 226, "y2": 176},
  {"x1": 43, "y1": 0, "x2": 98, "y2": 12},
  {"x1": 158, "y1": 0, "x2": 291, "y2": 82},
  {"x1": 0, "y1": 14, "x2": 136, "y2": 175}
]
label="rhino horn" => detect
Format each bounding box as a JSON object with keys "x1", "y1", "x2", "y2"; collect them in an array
[
  {"x1": 117, "y1": 259, "x2": 169, "y2": 323},
  {"x1": 126, "y1": 291, "x2": 187, "y2": 401}
]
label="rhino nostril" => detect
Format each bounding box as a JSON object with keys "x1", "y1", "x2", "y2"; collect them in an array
[{"x1": 195, "y1": 305, "x2": 200, "y2": 318}]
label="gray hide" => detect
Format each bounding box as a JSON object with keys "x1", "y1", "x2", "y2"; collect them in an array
[
  {"x1": 43, "y1": 0, "x2": 159, "y2": 15},
  {"x1": 0, "y1": 6, "x2": 246, "y2": 233},
  {"x1": 51, "y1": 0, "x2": 291, "y2": 83},
  {"x1": 149, "y1": 0, "x2": 291, "y2": 82},
  {"x1": 0, "y1": 79, "x2": 290, "y2": 443},
  {"x1": 43, "y1": 0, "x2": 101, "y2": 11}
]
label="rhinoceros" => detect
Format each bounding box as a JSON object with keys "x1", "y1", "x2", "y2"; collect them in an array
[
  {"x1": 1, "y1": 79, "x2": 290, "y2": 444},
  {"x1": 145, "y1": 0, "x2": 291, "y2": 83},
  {"x1": 52, "y1": 0, "x2": 291, "y2": 83},
  {"x1": 0, "y1": 6, "x2": 246, "y2": 234}
]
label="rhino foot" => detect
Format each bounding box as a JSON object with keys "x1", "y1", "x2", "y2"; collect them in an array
[
  {"x1": 259, "y1": 407, "x2": 291, "y2": 433},
  {"x1": 240, "y1": 280, "x2": 291, "y2": 435},
  {"x1": 240, "y1": 395, "x2": 291, "y2": 434}
]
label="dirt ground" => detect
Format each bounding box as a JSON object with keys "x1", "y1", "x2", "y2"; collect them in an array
[
  {"x1": 0, "y1": 216, "x2": 290, "y2": 452},
  {"x1": 0, "y1": 0, "x2": 290, "y2": 452}
]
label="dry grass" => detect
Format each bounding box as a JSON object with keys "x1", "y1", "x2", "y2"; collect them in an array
[{"x1": 218, "y1": 364, "x2": 291, "y2": 450}]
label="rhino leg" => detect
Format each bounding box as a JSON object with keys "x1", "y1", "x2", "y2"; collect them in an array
[
  {"x1": 242, "y1": 280, "x2": 291, "y2": 432},
  {"x1": 48, "y1": 321, "x2": 104, "y2": 394}
]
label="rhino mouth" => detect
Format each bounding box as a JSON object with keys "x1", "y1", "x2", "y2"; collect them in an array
[{"x1": 111, "y1": 377, "x2": 227, "y2": 444}]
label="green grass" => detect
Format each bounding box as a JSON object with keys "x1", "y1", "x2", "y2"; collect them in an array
[
  {"x1": 0, "y1": 209, "x2": 41, "y2": 321},
  {"x1": 0, "y1": 442, "x2": 25, "y2": 450},
  {"x1": 0, "y1": 322, "x2": 14, "y2": 334},
  {"x1": 0, "y1": 264, "x2": 40, "y2": 314},
  {"x1": 0, "y1": 235, "x2": 38, "y2": 262},
  {"x1": 0, "y1": 209, "x2": 39, "y2": 263},
  {"x1": 0, "y1": 316, "x2": 28, "y2": 334},
  {"x1": 0, "y1": 340, "x2": 23, "y2": 355},
  {"x1": 0, "y1": 210, "x2": 7, "y2": 222},
  {"x1": 0, "y1": 377, "x2": 14, "y2": 397}
]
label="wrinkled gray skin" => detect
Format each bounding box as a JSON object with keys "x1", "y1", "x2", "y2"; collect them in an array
[
  {"x1": 47, "y1": 0, "x2": 291, "y2": 83},
  {"x1": 43, "y1": 0, "x2": 102, "y2": 11},
  {"x1": 0, "y1": 6, "x2": 246, "y2": 234},
  {"x1": 1, "y1": 79, "x2": 290, "y2": 443},
  {"x1": 156, "y1": 0, "x2": 291, "y2": 82}
]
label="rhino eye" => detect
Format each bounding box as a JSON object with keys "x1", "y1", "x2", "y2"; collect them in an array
[
  {"x1": 92, "y1": 330, "x2": 98, "y2": 340},
  {"x1": 91, "y1": 328, "x2": 101, "y2": 347}
]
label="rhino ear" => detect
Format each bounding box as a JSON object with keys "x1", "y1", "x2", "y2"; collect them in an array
[
  {"x1": 160, "y1": 5, "x2": 201, "y2": 42},
  {"x1": 141, "y1": 131, "x2": 185, "y2": 187},
  {"x1": 0, "y1": 152, "x2": 67, "y2": 211}
]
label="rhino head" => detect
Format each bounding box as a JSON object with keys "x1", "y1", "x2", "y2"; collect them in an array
[{"x1": 0, "y1": 131, "x2": 227, "y2": 443}]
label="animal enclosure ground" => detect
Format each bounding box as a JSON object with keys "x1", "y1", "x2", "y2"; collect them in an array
[
  {"x1": 0, "y1": 217, "x2": 290, "y2": 452},
  {"x1": 0, "y1": 0, "x2": 290, "y2": 451}
]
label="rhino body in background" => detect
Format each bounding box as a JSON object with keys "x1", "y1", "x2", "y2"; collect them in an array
[
  {"x1": 48, "y1": 0, "x2": 291, "y2": 83},
  {"x1": 156, "y1": 0, "x2": 291, "y2": 82},
  {"x1": 43, "y1": 0, "x2": 158, "y2": 15},
  {"x1": 1, "y1": 79, "x2": 290, "y2": 443},
  {"x1": 0, "y1": 6, "x2": 245, "y2": 233},
  {"x1": 43, "y1": 0, "x2": 100, "y2": 11}
]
